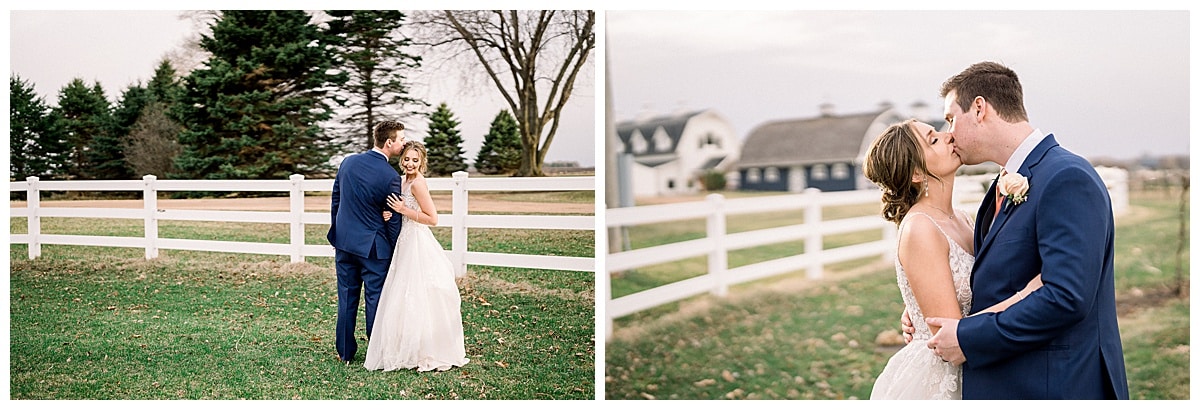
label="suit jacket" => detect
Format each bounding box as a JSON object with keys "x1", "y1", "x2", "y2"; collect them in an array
[
  {"x1": 958, "y1": 135, "x2": 1129, "y2": 399},
  {"x1": 327, "y1": 150, "x2": 402, "y2": 259}
]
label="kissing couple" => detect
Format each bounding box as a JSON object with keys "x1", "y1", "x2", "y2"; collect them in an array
[{"x1": 863, "y1": 61, "x2": 1128, "y2": 399}]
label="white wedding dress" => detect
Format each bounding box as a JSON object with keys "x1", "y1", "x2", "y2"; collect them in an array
[
  {"x1": 870, "y1": 212, "x2": 974, "y2": 400},
  {"x1": 364, "y1": 186, "x2": 469, "y2": 372}
]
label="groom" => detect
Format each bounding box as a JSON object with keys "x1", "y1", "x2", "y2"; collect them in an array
[
  {"x1": 328, "y1": 120, "x2": 406, "y2": 364},
  {"x1": 922, "y1": 62, "x2": 1129, "y2": 399}
]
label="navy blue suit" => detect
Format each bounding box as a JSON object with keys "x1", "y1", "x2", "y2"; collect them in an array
[
  {"x1": 327, "y1": 150, "x2": 402, "y2": 362},
  {"x1": 959, "y1": 135, "x2": 1128, "y2": 399}
]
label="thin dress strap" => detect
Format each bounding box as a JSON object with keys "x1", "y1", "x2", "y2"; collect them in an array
[
  {"x1": 896, "y1": 211, "x2": 949, "y2": 256},
  {"x1": 899, "y1": 211, "x2": 952, "y2": 240},
  {"x1": 901, "y1": 211, "x2": 971, "y2": 256}
]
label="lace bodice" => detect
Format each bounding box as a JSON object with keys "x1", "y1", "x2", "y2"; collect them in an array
[
  {"x1": 895, "y1": 212, "x2": 974, "y2": 340},
  {"x1": 399, "y1": 183, "x2": 423, "y2": 225}
]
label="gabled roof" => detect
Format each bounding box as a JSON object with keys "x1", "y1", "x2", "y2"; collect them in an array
[
  {"x1": 738, "y1": 110, "x2": 902, "y2": 168},
  {"x1": 699, "y1": 156, "x2": 727, "y2": 170},
  {"x1": 616, "y1": 110, "x2": 706, "y2": 156}
]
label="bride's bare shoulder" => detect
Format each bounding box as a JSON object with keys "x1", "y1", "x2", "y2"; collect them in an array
[{"x1": 897, "y1": 213, "x2": 950, "y2": 252}]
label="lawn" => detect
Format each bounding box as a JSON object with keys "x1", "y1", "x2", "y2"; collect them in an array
[{"x1": 8, "y1": 193, "x2": 596, "y2": 400}]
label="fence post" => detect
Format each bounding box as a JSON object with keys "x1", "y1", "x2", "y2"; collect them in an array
[
  {"x1": 707, "y1": 194, "x2": 729, "y2": 297},
  {"x1": 882, "y1": 220, "x2": 896, "y2": 263},
  {"x1": 804, "y1": 188, "x2": 823, "y2": 279},
  {"x1": 604, "y1": 244, "x2": 614, "y2": 341},
  {"x1": 289, "y1": 174, "x2": 305, "y2": 263},
  {"x1": 26, "y1": 176, "x2": 40, "y2": 259},
  {"x1": 143, "y1": 175, "x2": 158, "y2": 259},
  {"x1": 451, "y1": 171, "x2": 469, "y2": 278}
]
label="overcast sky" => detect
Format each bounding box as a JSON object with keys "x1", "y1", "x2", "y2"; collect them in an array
[
  {"x1": 606, "y1": 10, "x2": 1190, "y2": 162},
  {"x1": 7, "y1": 9, "x2": 597, "y2": 167}
]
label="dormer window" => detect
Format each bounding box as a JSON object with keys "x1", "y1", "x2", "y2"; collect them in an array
[
  {"x1": 653, "y1": 129, "x2": 672, "y2": 152},
  {"x1": 631, "y1": 131, "x2": 648, "y2": 154}
]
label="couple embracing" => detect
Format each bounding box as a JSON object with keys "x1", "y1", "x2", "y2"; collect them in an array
[
  {"x1": 326, "y1": 120, "x2": 469, "y2": 372},
  {"x1": 864, "y1": 62, "x2": 1128, "y2": 400}
]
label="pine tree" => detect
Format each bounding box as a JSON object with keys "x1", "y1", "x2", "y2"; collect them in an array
[
  {"x1": 54, "y1": 78, "x2": 114, "y2": 180},
  {"x1": 107, "y1": 84, "x2": 150, "y2": 180},
  {"x1": 422, "y1": 102, "x2": 468, "y2": 176},
  {"x1": 9, "y1": 75, "x2": 66, "y2": 180},
  {"x1": 324, "y1": 10, "x2": 426, "y2": 152},
  {"x1": 475, "y1": 109, "x2": 522, "y2": 175},
  {"x1": 111, "y1": 84, "x2": 150, "y2": 140},
  {"x1": 172, "y1": 10, "x2": 348, "y2": 180},
  {"x1": 146, "y1": 59, "x2": 184, "y2": 105}
]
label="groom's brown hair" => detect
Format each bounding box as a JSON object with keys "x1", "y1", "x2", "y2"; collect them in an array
[
  {"x1": 940, "y1": 61, "x2": 1029, "y2": 123},
  {"x1": 373, "y1": 120, "x2": 406, "y2": 148}
]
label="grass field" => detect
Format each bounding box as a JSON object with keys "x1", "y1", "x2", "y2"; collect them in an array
[
  {"x1": 605, "y1": 189, "x2": 1189, "y2": 400},
  {"x1": 8, "y1": 192, "x2": 596, "y2": 400}
]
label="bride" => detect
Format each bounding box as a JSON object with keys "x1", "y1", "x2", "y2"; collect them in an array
[
  {"x1": 364, "y1": 140, "x2": 469, "y2": 372},
  {"x1": 862, "y1": 120, "x2": 1040, "y2": 399}
]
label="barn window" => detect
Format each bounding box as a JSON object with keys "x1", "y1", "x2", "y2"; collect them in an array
[
  {"x1": 764, "y1": 167, "x2": 780, "y2": 183},
  {"x1": 812, "y1": 164, "x2": 829, "y2": 180},
  {"x1": 831, "y1": 163, "x2": 849, "y2": 179},
  {"x1": 746, "y1": 168, "x2": 761, "y2": 183}
]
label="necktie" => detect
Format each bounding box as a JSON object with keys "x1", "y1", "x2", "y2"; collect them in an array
[{"x1": 993, "y1": 169, "x2": 1007, "y2": 221}]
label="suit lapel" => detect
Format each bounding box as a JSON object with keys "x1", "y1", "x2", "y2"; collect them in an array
[
  {"x1": 971, "y1": 134, "x2": 1060, "y2": 283},
  {"x1": 975, "y1": 177, "x2": 999, "y2": 250},
  {"x1": 971, "y1": 177, "x2": 998, "y2": 288}
]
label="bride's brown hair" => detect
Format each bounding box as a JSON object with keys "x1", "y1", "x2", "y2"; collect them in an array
[{"x1": 863, "y1": 119, "x2": 942, "y2": 226}]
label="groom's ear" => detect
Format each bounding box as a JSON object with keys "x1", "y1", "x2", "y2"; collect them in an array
[{"x1": 973, "y1": 96, "x2": 987, "y2": 120}]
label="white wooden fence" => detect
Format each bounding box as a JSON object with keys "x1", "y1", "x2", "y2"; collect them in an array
[
  {"x1": 9, "y1": 172, "x2": 595, "y2": 277},
  {"x1": 604, "y1": 168, "x2": 1129, "y2": 340},
  {"x1": 604, "y1": 186, "x2": 987, "y2": 340}
]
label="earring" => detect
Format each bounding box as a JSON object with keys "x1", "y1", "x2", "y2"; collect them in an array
[{"x1": 923, "y1": 177, "x2": 929, "y2": 197}]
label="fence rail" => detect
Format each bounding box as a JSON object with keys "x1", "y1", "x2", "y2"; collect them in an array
[
  {"x1": 10, "y1": 172, "x2": 595, "y2": 277},
  {"x1": 604, "y1": 186, "x2": 989, "y2": 340},
  {"x1": 604, "y1": 167, "x2": 1130, "y2": 341}
]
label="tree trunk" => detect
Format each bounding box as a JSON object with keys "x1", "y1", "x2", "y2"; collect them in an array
[{"x1": 516, "y1": 136, "x2": 544, "y2": 177}]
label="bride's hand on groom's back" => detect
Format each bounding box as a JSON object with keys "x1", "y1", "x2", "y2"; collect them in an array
[{"x1": 386, "y1": 194, "x2": 403, "y2": 213}]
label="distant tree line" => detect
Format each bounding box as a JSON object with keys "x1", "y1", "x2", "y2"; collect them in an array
[{"x1": 9, "y1": 10, "x2": 586, "y2": 186}]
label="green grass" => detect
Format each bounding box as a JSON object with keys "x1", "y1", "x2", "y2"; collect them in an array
[
  {"x1": 605, "y1": 189, "x2": 1189, "y2": 400},
  {"x1": 9, "y1": 203, "x2": 595, "y2": 400}
]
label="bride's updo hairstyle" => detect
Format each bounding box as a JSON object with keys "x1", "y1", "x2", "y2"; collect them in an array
[
  {"x1": 863, "y1": 119, "x2": 941, "y2": 227},
  {"x1": 399, "y1": 140, "x2": 429, "y2": 175}
]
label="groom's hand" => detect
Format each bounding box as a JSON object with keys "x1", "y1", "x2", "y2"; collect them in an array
[
  {"x1": 925, "y1": 317, "x2": 965, "y2": 365},
  {"x1": 900, "y1": 310, "x2": 916, "y2": 344}
]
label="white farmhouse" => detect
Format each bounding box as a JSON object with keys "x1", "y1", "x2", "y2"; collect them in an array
[{"x1": 615, "y1": 109, "x2": 740, "y2": 197}]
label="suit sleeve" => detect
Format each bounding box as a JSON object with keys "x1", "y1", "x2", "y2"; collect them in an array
[
  {"x1": 959, "y1": 165, "x2": 1110, "y2": 367},
  {"x1": 330, "y1": 170, "x2": 341, "y2": 225},
  {"x1": 385, "y1": 174, "x2": 403, "y2": 244}
]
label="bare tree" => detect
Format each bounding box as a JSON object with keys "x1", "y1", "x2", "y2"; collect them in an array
[
  {"x1": 123, "y1": 102, "x2": 183, "y2": 177},
  {"x1": 413, "y1": 10, "x2": 595, "y2": 176},
  {"x1": 164, "y1": 11, "x2": 219, "y2": 76}
]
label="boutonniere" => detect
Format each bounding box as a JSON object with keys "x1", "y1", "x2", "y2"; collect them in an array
[{"x1": 998, "y1": 171, "x2": 1030, "y2": 205}]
